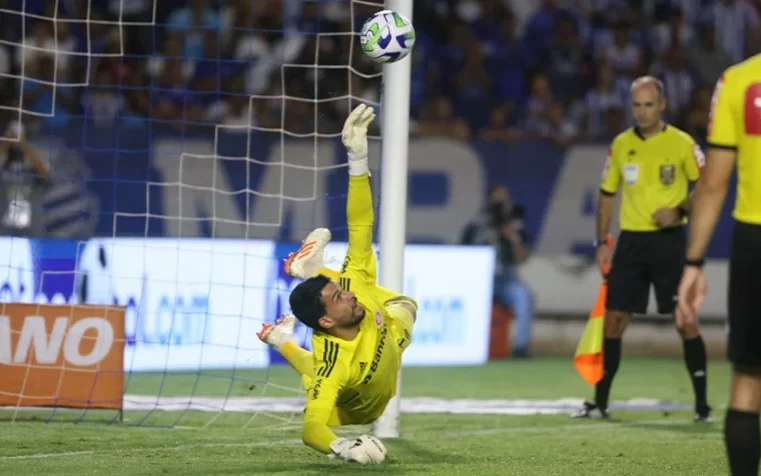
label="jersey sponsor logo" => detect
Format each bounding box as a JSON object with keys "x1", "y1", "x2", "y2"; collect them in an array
[
  {"x1": 659, "y1": 164, "x2": 676, "y2": 185},
  {"x1": 692, "y1": 144, "x2": 705, "y2": 169},
  {"x1": 362, "y1": 327, "x2": 388, "y2": 385},
  {"x1": 374, "y1": 309, "x2": 383, "y2": 328},
  {"x1": 339, "y1": 277, "x2": 351, "y2": 291},
  {"x1": 316, "y1": 339, "x2": 339, "y2": 378},
  {"x1": 359, "y1": 361, "x2": 367, "y2": 371},
  {"x1": 312, "y1": 378, "x2": 323, "y2": 400},
  {"x1": 744, "y1": 82, "x2": 761, "y2": 135},
  {"x1": 708, "y1": 75, "x2": 724, "y2": 136},
  {"x1": 623, "y1": 163, "x2": 639, "y2": 184}
]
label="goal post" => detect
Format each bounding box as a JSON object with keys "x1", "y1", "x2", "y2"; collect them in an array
[{"x1": 372, "y1": 0, "x2": 413, "y2": 440}]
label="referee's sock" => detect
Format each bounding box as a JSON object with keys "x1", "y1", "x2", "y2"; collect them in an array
[
  {"x1": 725, "y1": 409, "x2": 760, "y2": 476},
  {"x1": 682, "y1": 335, "x2": 708, "y2": 409},
  {"x1": 594, "y1": 338, "x2": 621, "y2": 411}
]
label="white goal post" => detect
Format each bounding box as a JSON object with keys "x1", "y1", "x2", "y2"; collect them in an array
[{"x1": 371, "y1": 0, "x2": 413, "y2": 439}]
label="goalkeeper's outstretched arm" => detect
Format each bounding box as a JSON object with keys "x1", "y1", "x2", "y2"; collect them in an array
[{"x1": 341, "y1": 104, "x2": 377, "y2": 282}]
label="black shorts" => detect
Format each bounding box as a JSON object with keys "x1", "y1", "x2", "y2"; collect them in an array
[
  {"x1": 606, "y1": 227, "x2": 685, "y2": 315},
  {"x1": 727, "y1": 221, "x2": 761, "y2": 367}
]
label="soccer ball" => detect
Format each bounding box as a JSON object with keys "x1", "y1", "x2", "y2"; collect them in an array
[{"x1": 359, "y1": 10, "x2": 415, "y2": 63}]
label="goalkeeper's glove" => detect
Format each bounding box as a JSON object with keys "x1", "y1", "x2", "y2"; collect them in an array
[
  {"x1": 341, "y1": 104, "x2": 376, "y2": 176},
  {"x1": 329, "y1": 435, "x2": 387, "y2": 464}
]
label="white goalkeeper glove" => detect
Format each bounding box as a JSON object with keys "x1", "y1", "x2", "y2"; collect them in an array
[
  {"x1": 329, "y1": 435, "x2": 387, "y2": 464},
  {"x1": 342, "y1": 104, "x2": 376, "y2": 176}
]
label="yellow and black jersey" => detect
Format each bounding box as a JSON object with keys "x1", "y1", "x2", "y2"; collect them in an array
[
  {"x1": 601, "y1": 125, "x2": 703, "y2": 231},
  {"x1": 707, "y1": 53, "x2": 761, "y2": 225}
]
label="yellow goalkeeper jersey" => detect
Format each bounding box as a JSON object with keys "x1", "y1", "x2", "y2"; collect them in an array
[{"x1": 302, "y1": 174, "x2": 409, "y2": 454}]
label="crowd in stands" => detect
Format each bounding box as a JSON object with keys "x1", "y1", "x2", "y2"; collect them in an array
[{"x1": 0, "y1": 0, "x2": 759, "y2": 146}]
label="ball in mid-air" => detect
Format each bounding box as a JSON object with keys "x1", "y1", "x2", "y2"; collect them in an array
[{"x1": 359, "y1": 10, "x2": 415, "y2": 63}]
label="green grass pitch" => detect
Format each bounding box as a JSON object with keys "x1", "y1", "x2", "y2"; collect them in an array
[{"x1": 0, "y1": 357, "x2": 731, "y2": 475}]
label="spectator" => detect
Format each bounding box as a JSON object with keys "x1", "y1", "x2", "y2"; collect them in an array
[
  {"x1": 689, "y1": 22, "x2": 735, "y2": 86},
  {"x1": 0, "y1": 122, "x2": 50, "y2": 237},
  {"x1": 461, "y1": 185, "x2": 533, "y2": 359},
  {"x1": 479, "y1": 104, "x2": 524, "y2": 144},
  {"x1": 81, "y1": 67, "x2": 124, "y2": 128},
  {"x1": 414, "y1": 96, "x2": 471, "y2": 141},
  {"x1": 650, "y1": 7, "x2": 695, "y2": 57},
  {"x1": 650, "y1": 45, "x2": 697, "y2": 124},
  {"x1": 531, "y1": 102, "x2": 579, "y2": 147},
  {"x1": 166, "y1": 0, "x2": 224, "y2": 60},
  {"x1": 21, "y1": 56, "x2": 76, "y2": 129},
  {"x1": 710, "y1": 0, "x2": 760, "y2": 63},
  {"x1": 147, "y1": 36, "x2": 195, "y2": 82},
  {"x1": 524, "y1": 72, "x2": 555, "y2": 132},
  {"x1": 543, "y1": 12, "x2": 591, "y2": 102},
  {"x1": 582, "y1": 63, "x2": 625, "y2": 139},
  {"x1": 522, "y1": 0, "x2": 563, "y2": 59},
  {"x1": 597, "y1": 20, "x2": 643, "y2": 93},
  {"x1": 453, "y1": 42, "x2": 493, "y2": 131},
  {"x1": 484, "y1": 13, "x2": 527, "y2": 108}
]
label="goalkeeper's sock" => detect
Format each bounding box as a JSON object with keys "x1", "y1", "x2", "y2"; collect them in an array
[
  {"x1": 682, "y1": 335, "x2": 708, "y2": 410},
  {"x1": 594, "y1": 338, "x2": 621, "y2": 411},
  {"x1": 725, "y1": 409, "x2": 760, "y2": 476},
  {"x1": 281, "y1": 341, "x2": 315, "y2": 379}
]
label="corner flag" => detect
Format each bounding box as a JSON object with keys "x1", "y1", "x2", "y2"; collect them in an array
[{"x1": 572, "y1": 235, "x2": 613, "y2": 386}]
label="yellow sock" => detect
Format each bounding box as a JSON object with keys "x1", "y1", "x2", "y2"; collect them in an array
[{"x1": 280, "y1": 341, "x2": 315, "y2": 379}]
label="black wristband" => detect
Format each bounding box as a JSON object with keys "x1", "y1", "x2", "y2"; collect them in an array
[
  {"x1": 685, "y1": 258, "x2": 705, "y2": 268},
  {"x1": 677, "y1": 206, "x2": 688, "y2": 219}
]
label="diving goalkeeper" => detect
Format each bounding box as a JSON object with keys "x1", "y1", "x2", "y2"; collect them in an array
[{"x1": 257, "y1": 104, "x2": 418, "y2": 465}]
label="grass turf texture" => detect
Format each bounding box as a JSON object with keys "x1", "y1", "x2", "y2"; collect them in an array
[{"x1": 0, "y1": 357, "x2": 730, "y2": 475}]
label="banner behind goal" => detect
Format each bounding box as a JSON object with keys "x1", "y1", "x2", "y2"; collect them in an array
[{"x1": 0, "y1": 0, "x2": 391, "y2": 428}]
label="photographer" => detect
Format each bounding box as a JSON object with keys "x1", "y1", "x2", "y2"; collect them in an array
[
  {"x1": 0, "y1": 122, "x2": 50, "y2": 237},
  {"x1": 461, "y1": 185, "x2": 534, "y2": 358}
]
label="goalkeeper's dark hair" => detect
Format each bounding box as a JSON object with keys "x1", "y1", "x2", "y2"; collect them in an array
[{"x1": 289, "y1": 275, "x2": 331, "y2": 331}]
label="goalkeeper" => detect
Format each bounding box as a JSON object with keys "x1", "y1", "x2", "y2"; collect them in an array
[{"x1": 257, "y1": 104, "x2": 418, "y2": 465}]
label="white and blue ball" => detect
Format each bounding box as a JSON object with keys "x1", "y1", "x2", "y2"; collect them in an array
[{"x1": 359, "y1": 10, "x2": 415, "y2": 63}]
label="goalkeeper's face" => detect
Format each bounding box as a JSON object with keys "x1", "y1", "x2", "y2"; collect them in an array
[{"x1": 318, "y1": 281, "x2": 366, "y2": 330}]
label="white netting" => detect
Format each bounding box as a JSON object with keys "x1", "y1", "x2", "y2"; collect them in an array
[{"x1": 0, "y1": 0, "x2": 386, "y2": 428}]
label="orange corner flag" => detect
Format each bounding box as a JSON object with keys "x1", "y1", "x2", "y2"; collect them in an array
[{"x1": 573, "y1": 235, "x2": 613, "y2": 386}]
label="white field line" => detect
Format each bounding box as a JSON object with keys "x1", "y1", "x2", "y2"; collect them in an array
[{"x1": 0, "y1": 418, "x2": 712, "y2": 462}]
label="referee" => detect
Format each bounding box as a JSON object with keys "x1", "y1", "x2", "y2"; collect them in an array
[
  {"x1": 573, "y1": 76, "x2": 711, "y2": 421},
  {"x1": 676, "y1": 55, "x2": 761, "y2": 476}
]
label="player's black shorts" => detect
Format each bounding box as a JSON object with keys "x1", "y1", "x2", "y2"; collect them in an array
[
  {"x1": 606, "y1": 227, "x2": 685, "y2": 315},
  {"x1": 727, "y1": 221, "x2": 761, "y2": 367}
]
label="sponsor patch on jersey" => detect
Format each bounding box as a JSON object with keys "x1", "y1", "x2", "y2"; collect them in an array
[
  {"x1": 659, "y1": 164, "x2": 676, "y2": 185},
  {"x1": 623, "y1": 163, "x2": 639, "y2": 184},
  {"x1": 375, "y1": 309, "x2": 383, "y2": 328}
]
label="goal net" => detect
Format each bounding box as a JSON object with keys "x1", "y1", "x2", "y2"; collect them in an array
[{"x1": 0, "y1": 0, "x2": 388, "y2": 428}]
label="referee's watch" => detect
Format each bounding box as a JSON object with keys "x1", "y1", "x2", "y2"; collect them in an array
[{"x1": 593, "y1": 239, "x2": 607, "y2": 248}]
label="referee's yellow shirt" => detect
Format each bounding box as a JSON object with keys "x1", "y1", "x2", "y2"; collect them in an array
[
  {"x1": 600, "y1": 125, "x2": 703, "y2": 232},
  {"x1": 707, "y1": 54, "x2": 761, "y2": 225}
]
